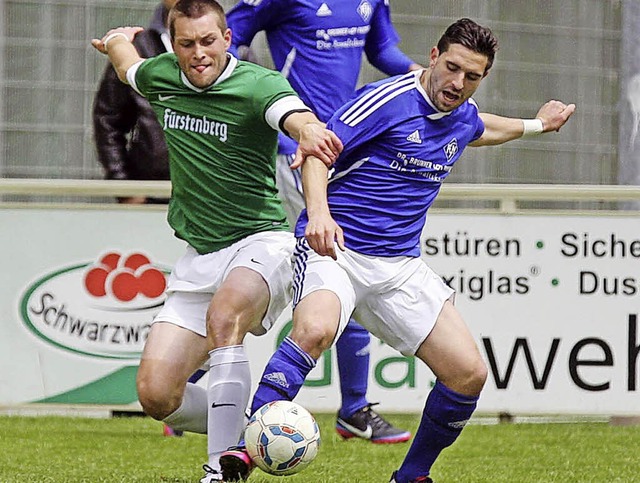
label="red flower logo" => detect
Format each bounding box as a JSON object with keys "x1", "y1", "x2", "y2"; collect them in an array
[{"x1": 84, "y1": 252, "x2": 167, "y2": 302}]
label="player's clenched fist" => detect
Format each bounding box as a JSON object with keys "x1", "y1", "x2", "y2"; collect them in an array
[
  {"x1": 536, "y1": 100, "x2": 576, "y2": 132},
  {"x1": 91, "y1": 26, "x2": 144, "y2": 55}
]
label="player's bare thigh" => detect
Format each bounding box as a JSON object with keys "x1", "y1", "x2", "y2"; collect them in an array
[
  {"x1": 207, "y1": 266, "x2": 271, "y2": 347},
  {"x1": 415, "y1": 300, "x2": 487, "y2": 396},
  {"x1": 137, "y1": 321, "x2": 209, "y2": 417},
  {"x1": 290, "y1": 239, "x2": 355, "y2": 359}
]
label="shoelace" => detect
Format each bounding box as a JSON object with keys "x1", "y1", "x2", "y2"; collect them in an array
[
  {"x1": 202, "y1": 464, "x2": 222, "y2": 478},
  {"x1": 363, "y1": 403, "x2": 395, "y2": 431},
  {"x1": 225, "y1": 445, "x2": 245, "y2": 452}
]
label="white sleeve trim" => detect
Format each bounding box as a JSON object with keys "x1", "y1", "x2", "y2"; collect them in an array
[
  {"x1": 125, "y1": 60, "x2": 146, "y2": 95},
  {"x1": 265, "y1": 95, "x2": 311, "y2": 132}
]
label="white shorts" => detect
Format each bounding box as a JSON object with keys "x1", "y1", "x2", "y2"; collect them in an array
[
  {"x1": 293, "y1": 238, "x2": 454, "y2": 356},
  {"x1": 154, "y1": 231, "x2": 295, "y2": 337},
  {"x1": 275, "y1": 153, "x2": 304, "y2": 227}
]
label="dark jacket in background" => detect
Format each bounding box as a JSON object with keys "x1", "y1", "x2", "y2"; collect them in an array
[{"x1": 93, "y1": 5, "x2": 170, "y2": 184}]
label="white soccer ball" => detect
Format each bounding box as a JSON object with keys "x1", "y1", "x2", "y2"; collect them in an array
[{"x1": 245, "y1": 400, "x2": 321, "y2": 476}]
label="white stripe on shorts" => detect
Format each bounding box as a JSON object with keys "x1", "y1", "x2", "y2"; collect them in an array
[{"x1": 292, "y1": 238, "x2": 310, "y2": 306}]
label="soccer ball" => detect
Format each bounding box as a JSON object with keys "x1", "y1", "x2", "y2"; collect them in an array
[{"x1": 245, "y1": 400, "x2": 320, "y2": 476}]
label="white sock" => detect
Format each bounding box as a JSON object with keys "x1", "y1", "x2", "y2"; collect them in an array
[
  {"x1": 207, "y1": 345, "x2": 251, "y2": 469},
  {"x1": 162, "y1": 382, "x2": 208, "y2": 434}
]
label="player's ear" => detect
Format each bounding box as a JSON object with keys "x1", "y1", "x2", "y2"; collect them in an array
[
  {"x1": 482, "y1": 56, "x2": 491, "y2": 79},
  {"x1": 224, "y1": 28, "x2": 232, "y2": 49},
  {"x1": 482, "y1": 65, "x2": 491, "y2": 79},
  {"x1": 429, "y1": 47, "x2": 439, "y2": 68}
]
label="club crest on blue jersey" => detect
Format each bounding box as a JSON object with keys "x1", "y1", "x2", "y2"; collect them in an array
[
  {"x1": 357, "y1": 0, "x2": 373, "y2": 22},
  {"x1": 443, "y1": 138, "x2": 459, "y2": 161}
]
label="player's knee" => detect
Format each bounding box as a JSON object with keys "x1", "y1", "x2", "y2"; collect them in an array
[
  {"x1": 291, "y1": 321, "x2": 334, "y2": 359},
  {"x1": 206, "y1": 306, "x2": 249, "y2": 346},
  {"x1": 137, "y1": 373, "x2": 182, "y2": 420},
  {"x1": 473, "y1": 359, "x2": 488, "y2": 391},
  {"x1": 442, "y1": 356, "x2": 487, "y2": 397},
  {"x1": 460, "y1": 358, "x2": 488, "y2": 396}
]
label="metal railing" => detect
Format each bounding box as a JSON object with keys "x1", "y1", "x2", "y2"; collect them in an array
[{"x1": 2, "y1": 178, "x2": 640, "y2": 213}]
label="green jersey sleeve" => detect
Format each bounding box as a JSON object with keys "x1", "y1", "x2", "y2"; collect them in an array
[
  {"x1": 128, "y1": 53, "x2": 177, "y2": 99},
  {"x1": 245, "y1": 66, "x2": 301, "y2": 123}
]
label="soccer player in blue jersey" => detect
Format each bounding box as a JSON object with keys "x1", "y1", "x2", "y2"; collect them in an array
[
  {"x1": 225, "y1": 0, "x2": 421, "y2": 446},
  {"x1": 220, "y1": 18, "x2": 575, "y2": 482}
]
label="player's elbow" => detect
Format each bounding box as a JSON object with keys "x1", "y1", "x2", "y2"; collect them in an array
[{"x1": 114, "y1": 67, "x2": 130, "y2": 85}]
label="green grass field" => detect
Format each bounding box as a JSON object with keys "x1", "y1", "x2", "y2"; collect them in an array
[{"x1": 1, "y1": 413, "x2": 639, "y2": 482}]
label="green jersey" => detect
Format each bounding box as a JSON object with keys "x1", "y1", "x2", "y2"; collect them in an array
[{"x1": 129, "y1": 53, "x2": 298, "y2": 254}]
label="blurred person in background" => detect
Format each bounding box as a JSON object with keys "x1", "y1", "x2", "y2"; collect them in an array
[
  {"x1": 225, "y1": 0, "x2": 422, "y2": 446},
  {"x1": 93, "y1": 0, "x2": 176, "y2": 205}
]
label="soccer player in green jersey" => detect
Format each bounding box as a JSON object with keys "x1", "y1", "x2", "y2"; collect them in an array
[{"x1": 92, "y1": 1, "x2": 342, "y2": 481}]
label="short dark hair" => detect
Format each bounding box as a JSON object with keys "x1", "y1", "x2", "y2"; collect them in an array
[
  {"x1": 169, "y1": 0, "x2": 227, "y2": 41},
  {"x1": 437, "y1": 18, "x2": 499, "y2": 72}
]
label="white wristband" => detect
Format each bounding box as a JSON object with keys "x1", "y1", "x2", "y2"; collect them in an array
[
  {"x1": 103, "y1": 32, "x2": 129, "y2": 51},
  {"x1": 522, "y1": 118, "x2": 544, "y2": 137}
]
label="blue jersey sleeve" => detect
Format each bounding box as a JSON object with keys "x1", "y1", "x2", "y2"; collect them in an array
[
  {"x1": 473, "y1": 118, "x2": 485, "y2": 141},
  {"x1": 367, "y1": 43, "x2": 415, "y2": 76},
  {"x1": 226, "y1": 0, "x2": 288, "y2": 56},
  {"x1": 468, "y1": 100, "x2": 485, "y2": 142},
  {"x1": 364, "y1": 1, "x2": 405, "y2": 73}
]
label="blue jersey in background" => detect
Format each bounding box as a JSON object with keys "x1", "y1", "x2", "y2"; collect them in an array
[{"x1": 227, "y1": 0, "x2": 413, "y2": 154}]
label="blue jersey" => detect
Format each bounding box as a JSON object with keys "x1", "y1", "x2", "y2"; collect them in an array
[
  {"x1": 295, "y1": 71, "x2": 485, "y2": 257},
  {"x1": 227, "y1": 0, "x2": 406, "y2": 154}
]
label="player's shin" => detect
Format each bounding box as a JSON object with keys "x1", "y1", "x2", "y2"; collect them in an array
[
  {"x1": 396, "y1": 380, "x2": 479, "y2": 479},
  {"x1": 207, "y1": 345, "x2": 251, "y2": 470},
  {"x1": 336, "y1": 320, "x2": 371, "y2": 418},
  {"x1": 250, "y1": 336, "x2": 317, "y2": 414}
]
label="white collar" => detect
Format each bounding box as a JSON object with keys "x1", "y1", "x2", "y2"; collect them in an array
[
  {"x1": 414, "y1": 69, "x2": 454, "y2": 120},
  {"x1": 160, "y1": 31, "x2": 173, "y2": 53},
  {"x1": 180, "y1": 53, "x2": 237, "y2": 92}
]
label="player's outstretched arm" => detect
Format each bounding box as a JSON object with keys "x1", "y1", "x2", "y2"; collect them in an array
[
  {"x1": 302, "y1": 156, "x2": 345, "y2": 260},
  {"x1": 284, "y1": 112, "x2": 343, "y2": 170},
  {"x1": 470, "y1": 100, "x2": 576, "y2": 147},
  {"x1": 91, "y1": 27, "x2": 145, "y2": 84}
]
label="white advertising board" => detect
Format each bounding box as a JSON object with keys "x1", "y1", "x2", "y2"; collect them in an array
[{"x1": 1, "y1": 206, "x2": 638, "y2": 415}]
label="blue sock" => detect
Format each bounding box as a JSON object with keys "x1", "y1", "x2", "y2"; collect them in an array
[
  {"x1": 250, "y1": 337, "x2": 316, "y2": 415},
  {"x1": 336, "y1": 320, "x2": 371, "y2": 419},
  {"x1": 396, "y1": 380, "x2": 478, "y2": 481}
]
